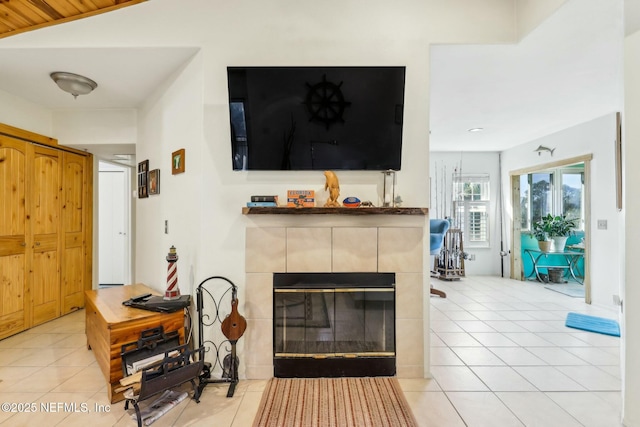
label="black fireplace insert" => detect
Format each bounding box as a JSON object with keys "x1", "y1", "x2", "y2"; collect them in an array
[{"x1": 273, "y1": 272, "x2": 395, "y2": 377}]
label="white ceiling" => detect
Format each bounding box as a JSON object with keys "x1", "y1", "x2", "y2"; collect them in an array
[
  {"x1": 0, "y1": 0, "x2": 626, "y2": 157},
  {"x1": 0, "y1": 46, "x2": 197, "y2": 163},
  {"x1": 0, "y1": 47, "x2": 198, "y2": 110},
  {"x1": 429, "y1": 0, "x2": 623, "y2": 152}
]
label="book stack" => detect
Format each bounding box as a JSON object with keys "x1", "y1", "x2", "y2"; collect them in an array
[{"x1": 247, "y1": 195, "x2": 279, "y2": 207}]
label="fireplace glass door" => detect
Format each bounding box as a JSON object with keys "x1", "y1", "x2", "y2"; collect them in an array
[
  {"x1": 273, "y1": 273, "x2": 396, "y2": 378},
  {"x1": 275, "y1": 288, "x2": 395, "y2": 357}
]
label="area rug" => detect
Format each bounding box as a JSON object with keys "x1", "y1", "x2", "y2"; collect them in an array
[
  {"x1": 566, "y1": 312, "x2": 620, "y2": 337},
  {"x1": 544, "y1": 283, "x2": 585, "y2": 298},
  {"x1": 252, "y1": 377, "x2": 418, "y2": 427}
]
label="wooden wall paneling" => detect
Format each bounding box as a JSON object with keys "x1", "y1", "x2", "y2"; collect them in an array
[
  {"x1": 0, "y1": 136, "x2": 30, "y2": 338},
  {"x1": 31, "y1": 146, "x2": 62, "y2": 326}
]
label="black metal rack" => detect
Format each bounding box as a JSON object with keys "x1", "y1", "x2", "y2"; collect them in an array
[
  {"x1": 120, "y1": 327, "x2": 204, "y2": 427},
  {"x1": 195, "y1": 276, "x2": 241, "y2": 397}
]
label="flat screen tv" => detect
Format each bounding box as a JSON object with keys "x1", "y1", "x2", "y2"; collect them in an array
[{"x1": 227, "y1": 66, "x2": 405, "y2": 171}]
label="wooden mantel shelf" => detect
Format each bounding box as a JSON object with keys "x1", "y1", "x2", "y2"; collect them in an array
[{"x1": 242, "y1": 206, "x2": 428, "y2": 215}]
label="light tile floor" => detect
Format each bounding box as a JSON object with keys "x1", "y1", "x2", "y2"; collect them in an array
[{"x1": 0, "y1": 276, "x2": 623, "y2": 426}]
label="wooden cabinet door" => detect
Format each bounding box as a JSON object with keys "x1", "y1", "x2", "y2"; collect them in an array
[
  {"x1": 61, "y1": 152, "x2": 89, "y2": 314},
  {"x1": 0, "y1": 136, "x2": 30, "y2": 338},
  {"x1": 31, "y1": 146, "x2": 62, "y2": 326},
  {"x1": 0, "y1": 123, "x2": 93, "y2": 334}
]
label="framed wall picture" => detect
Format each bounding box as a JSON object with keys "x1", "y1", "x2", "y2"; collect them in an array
[
  {"x1": 172, "y1": 149, "x2": 185, "y2": 175},
  {"x1": 149, "y1": 169, "x2": 160, "y2": 195},
  {"x1": 138, "y1": 160, "x2": 149, "y2": 198}
]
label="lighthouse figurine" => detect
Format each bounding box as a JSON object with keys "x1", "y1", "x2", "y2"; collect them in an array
[{"x1": 164, "y1": 246, "x2": 181, "y2": 300}]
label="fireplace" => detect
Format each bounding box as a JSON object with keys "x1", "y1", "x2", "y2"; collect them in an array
[
  {"x1": 243, "y1": 221, "x2": 427, "y2": 380},
  {"x1": 273, "y1": 272, "x2": 395, "y2": 377}
]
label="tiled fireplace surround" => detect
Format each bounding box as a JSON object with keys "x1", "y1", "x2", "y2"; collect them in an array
[{"x1": 242, "y1": 214, "x2": 429, "y2": 380}]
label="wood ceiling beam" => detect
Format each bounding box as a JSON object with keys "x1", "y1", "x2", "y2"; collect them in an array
[
  {"x1": 0, "y1": 3, "x2": 38, "y2": 28},
  {"x1": 0, "y1": 0, "x2": 146, "y2": 39},
  {"x1": 67, "y1": 0, "x2": 98, "y2": 14},
  {"x1": 28, "y1": 0, "x2": 65, "y2": 20}
]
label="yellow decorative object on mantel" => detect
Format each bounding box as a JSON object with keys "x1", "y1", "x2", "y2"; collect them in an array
[{"x1": 323, "y1": 170, "x2": 341, "y2": 207}]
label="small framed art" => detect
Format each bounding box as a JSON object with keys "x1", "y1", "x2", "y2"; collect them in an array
[
  {"x1": 137, "y1": 160, "x2": 149, "y2": 198},
  {"x1": 172, "y1": 149, "x2": 185, "y2": 175},
  {"x1": 149, "y1": 169, "x2": 160, "y2": 195}
]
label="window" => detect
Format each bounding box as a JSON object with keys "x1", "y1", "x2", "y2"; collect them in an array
[
  {"x1": 453, "y1": 174, "x2": 490, "y2": 248},
  {"x1": 520, "y1": 172, "x2": 554, "y2": 229},
  {"x1": 520, "y1": 165, "x2": 584, "y2": 231}
]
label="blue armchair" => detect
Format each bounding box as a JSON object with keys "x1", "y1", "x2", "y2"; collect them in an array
[
  {"x1": 430, "y1": 219, "x2": 450, "y2": 298},
  {"x1": 430, "y1": 219, "x2": 450, "y2": 255}
]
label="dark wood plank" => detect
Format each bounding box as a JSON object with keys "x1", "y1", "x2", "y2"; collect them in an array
[{"x1": 242, "y1": 207, "x2": 428, "y2": 215}]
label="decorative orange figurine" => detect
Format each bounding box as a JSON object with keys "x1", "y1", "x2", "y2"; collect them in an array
[{"x1": 324, "y1": 170, "x2": 341, "y2": 207}]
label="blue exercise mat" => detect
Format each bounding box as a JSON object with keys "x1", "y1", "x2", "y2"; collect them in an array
[{"x1": 565, "y1": 312, "x2": 620, "y2": 337}]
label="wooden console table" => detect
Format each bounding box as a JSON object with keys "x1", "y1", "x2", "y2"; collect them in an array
[{"x1": 85, "y1": 284, "x2": 185, "y2": 403}]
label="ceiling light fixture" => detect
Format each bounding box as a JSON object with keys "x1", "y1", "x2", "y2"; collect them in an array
[
  {"x1": 467, "y1": 127, "x2": 484, "y2": 132},
  {"x1": 50, "y1": 72, "x2": 98, "y2": 99}
]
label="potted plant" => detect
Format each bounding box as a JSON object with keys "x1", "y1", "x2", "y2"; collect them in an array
[
  {"x1": 549, "y1": 214, "x2": 578, "y2": 252},
  {"x1": 530, "y1": 215, "x2": 554, "y2": 252}
]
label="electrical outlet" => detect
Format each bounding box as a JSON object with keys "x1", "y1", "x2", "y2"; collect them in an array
[
  {"x1": 165, "y1": 220, "x2": 169, "y2": 234},
  {"x1": 597, "y1": 219, "x2": 607, "y2": 230}
]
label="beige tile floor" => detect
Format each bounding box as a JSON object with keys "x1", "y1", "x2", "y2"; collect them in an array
[{"x1": 0, "y1": 276, "x2": 623, "y2": 426}]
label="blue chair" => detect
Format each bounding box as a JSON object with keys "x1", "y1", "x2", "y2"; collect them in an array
[
  {"x1": 430, "y1": 219, "x2": 450, "y2": 256},
  {"x1": 430, "y1": 219, "x2": 450, "y2": 298}
]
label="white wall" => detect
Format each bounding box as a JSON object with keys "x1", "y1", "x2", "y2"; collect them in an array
[
  {"x1": 430, "y1": 152, "x2": 503, "y2": 275},
  {"x1": 515, "y1": 0, "x2": 567, "y2": 39},
  {"x1": 110, "y1": 1, "x2": 517, "y2": 298},
  {"x1": 501, "y1": 113, "x2": 622, "y2": 309},
  {"x1": 125, "y1": 1, "x2": 518, "y2": 379},
  {"x1": 135, "y1": 54, "x2": 204, "y2": 296},
  {"x1": 0, "y1": 0, "x2": 518, "y2": 288},
  {"x1": 52, "y1": 109, "x2": 137, "y2": 146},
  {"x1": 0, "y1": 0, "x2": 518, "y2": 379},
  {"x1": 0, "y1": 89, "x2": 51, "y2": 135},
  {"x1": 623, "y1": 25, "x2": 640, "y2": 427}
]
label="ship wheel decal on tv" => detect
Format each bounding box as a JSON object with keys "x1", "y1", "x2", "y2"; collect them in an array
[{"x1": 304, "y1": 74, "x2": 351, "y2": 129}]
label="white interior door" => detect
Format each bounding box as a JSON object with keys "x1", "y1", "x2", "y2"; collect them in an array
[{"x1": 99, "y1": 164, "x2": 129, "y2": 285}]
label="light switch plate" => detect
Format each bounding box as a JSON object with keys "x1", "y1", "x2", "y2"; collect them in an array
[{"x1": 597, "y1": 219, "x2": 607, "y2": 230}]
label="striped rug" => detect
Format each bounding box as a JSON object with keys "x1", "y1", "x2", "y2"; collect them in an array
[{"x1": 252, "y1": 377, "x2": 418, "y2": 427}]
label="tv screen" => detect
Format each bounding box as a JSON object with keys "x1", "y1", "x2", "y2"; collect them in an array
[{"x1": 227, "y1": 66, "x2": 405, "y2": 171}]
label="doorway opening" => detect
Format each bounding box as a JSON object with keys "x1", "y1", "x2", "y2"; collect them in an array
[
  {"x1": 509, "y1": 154, "x2": 592, "y2": 303},
  {"x1": 99, "y1": 161, "x2": 132, "y2": 287}
]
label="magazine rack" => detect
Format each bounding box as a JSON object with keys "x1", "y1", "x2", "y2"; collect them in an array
[
  {"x1": 120, "y1": 326, "x2": 180, "y2": 376},
  {"x1": 124, "y1": 344, "x2": 204, "y2": 427},
  {"x1": 196, "y1": 276, "x2": 243, "y2": 398}
]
